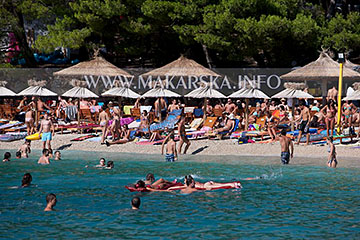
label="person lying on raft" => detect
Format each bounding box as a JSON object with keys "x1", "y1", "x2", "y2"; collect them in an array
[
  {"x1": 167, "y1": 175, "x2": 242, "y2": 191},
  {"x1": 106, "y1": 125, "x2": 131, "y2": 146},
  {"x1": 144, "y1": 173, "x2": 176, "y2": 189}
]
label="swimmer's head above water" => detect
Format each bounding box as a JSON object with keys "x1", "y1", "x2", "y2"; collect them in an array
[
  {"x1": 106, "y1": 161, "x2": 114, "y2": 169},
  {"x1": 131, "y1": 197, "x2": 141, "y2": 210},
  {"x1": 184, "y1": 175, "x2": 195, "y2": 188},
  {"x1": 135, "y1": 180, "x2": 145, "y2": 189},
  {"x1": 146, "y1": 173, "x2": 155, "y2": 183},
  {"x1": 22, "y1": 173, "x2": 32, "y2": 187},
  {"x1": 99, "y1": 158, "x2": 106, "y2": 166}
]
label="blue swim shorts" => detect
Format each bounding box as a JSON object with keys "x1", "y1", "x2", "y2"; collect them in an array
[
  {"x1": 281, "y1": 151, "x2": 290, "y2": 164},
  {"x1": 165, "y1": 153, "x2": 175, "y2": 162},
  {"x1": 41, "y1": 132, "x2": 52, "y2": 141}
]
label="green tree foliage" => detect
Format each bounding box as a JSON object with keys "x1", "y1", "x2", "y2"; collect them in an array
[
  {"x1": 1, "y1": 0, "x2": 360, "y2": 67},
  {"x1": 323, "y1": 12, "x2": 360, "y2": 54}
]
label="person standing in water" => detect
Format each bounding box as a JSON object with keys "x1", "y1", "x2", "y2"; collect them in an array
[
  {"x1": 177, "y1": 115, "x2": 190, "y2": 154},
  {"x1": 44, "y1": 193, "x2": 57, "y2": 211},
  {"x1": 279, "y1": 129, "x2": 294, "y2": 164},
  {"x1": 327, "y1": 137, "x2": 337, "y2": 168},
  {"x1": 18, "y1": 139, "x2": 31, "y2": 158},
  {"x1": 39, "y1": 112, "x2": 54, "y2": 150},
  {"x1": 38, "y1": 149, "x2": 50, "y2": 165},
  {"x1": 163, "y1": 134, "x2": 177, "y2": 162}
]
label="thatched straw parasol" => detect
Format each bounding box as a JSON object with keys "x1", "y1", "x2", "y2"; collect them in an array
[
  {"x1": 141, "y1": 55, "x2": 220, "y2": 77},
  {"x1": 228, "y1": 87, "x2": 270, "y2": 130},
  {"x1": 53, "y1": 56, "x2": 133, "y2": 78},
  {"x1": 344, "y1": 59, "x2": 359, "y2": 70},
  {"x1": 343, "y1": 82, "x2": 360, "y2": 100},
  {"x1": 185, "y1": 83, "x2": 226, "y2": 120},
  {"x1": 281, "y1": 52, "x2": 360, "y2": 81},
  {"x1": 0, "y1": 81, "x2": 16, "y2": 96},
  {"x1": 281, "y1": 52, "x2": 360, "y2": 96},
  {"x1": 62, "y1": 80, "x2": 99, "y2": 125},
  {"x1": 18, "y1": 80, "x2": 57, "y2": 96}
]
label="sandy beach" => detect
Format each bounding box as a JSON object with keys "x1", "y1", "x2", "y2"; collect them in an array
[{"x1": 1, "y1": 133, "x2": 360, "y2": 167}]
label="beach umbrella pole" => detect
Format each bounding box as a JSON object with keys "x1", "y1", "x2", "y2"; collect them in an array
[
  {"x1": 77, "y1": 100, "x2": 80, "y2": 126},
  {"x1": 203, "y1": 97, "x2": 207, "y2": 121},
  {"x1": 245, "y1": 98, "x2": 249, "y2": 130},
  {"x1": 291, "y1": 98, "x2": 295, "y2": 132}
]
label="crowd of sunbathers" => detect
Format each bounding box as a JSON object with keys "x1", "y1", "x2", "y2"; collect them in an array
[{"x1": 4, "y1": 88, "x2": 360, "y2": 150}]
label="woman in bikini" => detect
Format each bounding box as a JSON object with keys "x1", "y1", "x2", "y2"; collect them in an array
[
  {"x1": 321, "y1": 100, "x2": 337, "y2": 137},
  {"x1": 342, "y1": 100, "x2": 356, "y2": 135}
]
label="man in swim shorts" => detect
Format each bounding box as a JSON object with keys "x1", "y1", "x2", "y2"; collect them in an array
[
  {"x1": 279, "y1": 129, "x2": 294, "y2": 164},
  {"x1": 44, "y1": 193, "x2": 57, "y2": 211},
  {"x1": 165, "y1": 134, "x2": 177, "y2": 162},
  {"x1": 177, "y1": 115, "x2": 190, "y2": 154},
  {"x1": 39, "y1": 112, "x2": 54, "y2": 150},
  {"x1": 296, "y1": 100, "x2": 311, "y2": 145}
]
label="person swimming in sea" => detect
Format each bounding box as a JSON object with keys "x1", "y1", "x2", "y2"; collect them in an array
[
  {"x1": 327, "y1": 136, "x2": 337, "y2": 168},
  {"x1": 3, "y1": 152, "x2": 11, "y2": 162},
  {"x1": 21, "y1": 173, "x2": 32, "y2": 187},
  {"x1": 54, "y1": 151, "x2": 61, "y2": 160},
  {"x1": 180, "y1": 175, "x2": 198, "y2": 194},
  {"x1": 95, "y1": 158, "x2": 106, "y2": 168},
  {"x1": 131, "y1": 197, "x2": 141, "y2": 210},
  {"x1": 104, "y1": 161, "x2": 114, "y2": 169},
  {"x1": 44, "y1": 193, "x2": 57, "y2": 211}
]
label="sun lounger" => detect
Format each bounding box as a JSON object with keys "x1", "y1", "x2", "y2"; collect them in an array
[
  {"x1": 123, "y1": 105, "x2": 134, "y2": 116},
  {"x1": 0, "y1": 121, "x2": 23, "y2": 133},
  {"x1": 185, "y1": 118, "x2": 203, "y2": 132},
  {"x1": 185, "y1": 117, "x2": 217, "y2": 139}
]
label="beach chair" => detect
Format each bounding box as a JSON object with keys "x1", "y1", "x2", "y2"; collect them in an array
[
  {"x1": 185, "y1": 116, "x2": 218, "y2": 139},
  {"x1": 184, "y1": 107, "x2": 195, "y2": 123},
  {"x1": 0, "y1": 105, "x2": 16, "y2": 120},
  {"x1": 193, "y1": 108, "x2": 204, "y2": 118},
  {"x1": 130, "y1": 108, "x2": 141, "y2": 119},
  {"x1": 256, "y1": 115, "x2": 267, "y2": 129},
  {"x1": 186, "y1": 118, "x2": 203, "y2": 131},
  {"x1": 80, "y1": 109, "x2": 97, "y2": 124},
  {"x1": 207, "y1": 118, "x2": 240, "y2": 139}
]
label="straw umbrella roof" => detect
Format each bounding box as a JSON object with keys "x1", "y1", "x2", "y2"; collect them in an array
[
  {"x1": 281, "y1": 52, "x2": 360, "y2": 81},
  {"x1": 102, "y1": 87, "x2": 140, "y2": 99},
  {"x1": 228, "y1": 88, "x2": 270, "y2": 99},
  {"x1": 18, "y1": 80, "x2": 57, "y2": 96},
  {"x1": 184, "y1": 85, "x2": 226, "y2": 98},
  {"x1": 0, "y1": 81, "x2": 16, "y2": 96},
  {"x1": 141, "y1": 55, "x2": 220, "y2": 77},
  {"x1": 272, "y1": 82, "x2": 314, "y2": 99},
  {"x1": 142, "y1": 88, "x2": 181, "y2": 98},
  {"x1": 62, "y1": 80, "x2": 98, "y2": 98},
  {"x1": 344, "y1": 59, "x2": 359, "y2": 70},
  {"x1": 53, "y1": 56, "x2": 133, "y2": 77}
]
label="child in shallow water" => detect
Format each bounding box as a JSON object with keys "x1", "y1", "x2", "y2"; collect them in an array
[{"x1": 327, "y1": 137, "x2": 337, "y2": 168}]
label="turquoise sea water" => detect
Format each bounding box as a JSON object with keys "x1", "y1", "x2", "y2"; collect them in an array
[{"x1": 0, "y1": 150, "x2": 359, "y2": 239}]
